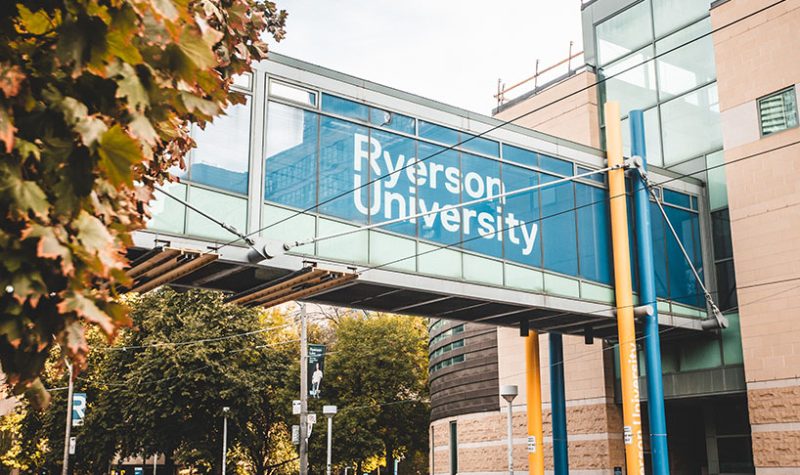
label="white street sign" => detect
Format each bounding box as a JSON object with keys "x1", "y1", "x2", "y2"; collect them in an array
[
  {"x1": 292, "y1": 400, "x2": 301, "y2": 415},
  {"x1": 68, "y1": 436, "x2": 76, "y2": 455}
]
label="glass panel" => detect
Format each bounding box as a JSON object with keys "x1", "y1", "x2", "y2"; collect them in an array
[
  {"x1": 721, "y1": 313, "x2": 744, "y2": 364},
  {"x1": 369, "y1": 128, "x2": 416, "y2": 237},
  {"x1": 504, "y1": 264, "x2": 544, "y2": 292},
  {"x1": 540, "y1": 173, "x2": 578, "y2": 276},
  {"x1": 369, "y1": 107, "x2": 415, "y2": 135},
  {"x1": 711, "y1": 208, "x2": 733, "y2": 259},
  {"x1": 596, "y1": 1, "x2": 654, "y2": 65},
  {"x1": 661, "y1": 83, "x2": 722, "y2": 165},
  {"x1": 679, "y1": 336, "x2": 722, "y2": 370},
  {"x1": 501, "y1": 163, "x2": 541, "y2": 268},
  {"x1": 502, "y1": 144, "x2": 537, "y2": 167},
  {"x1": 190, "y1": 100, "x2": 251, "y2": 195},
  {"x1": 416, "y1": 142, "x2": 460, "y2": 245},
  {"x1": 461, "y1": 132, "x2": 499, "y2": 157},
  {"x1": 656, "y1": 18, "x2": 716, "y2": 101},
  {"x1": 664, "y1": 206, "x2": 703, "y2": 306},
  {"x1": 186, "y1": 187, "x2": 247, "y2": 241},
  {"x1": 368, "y1": 231, "x2": 415, "y2": 272},
  {"x1": 261, "y1": 204, "x2": 315, "y2": 255},
  {"x1": 419, "y1": 121, "x2": 459, "y2": 146},
  {"x1": 651, "y1": 201, "x2": 669, "y2": 300},
  {"x1": 460, "y1": 152, "x2": 502, "y2": 258},
  {"x1": 652, "y1": 0, "x2": 712, "y2": 38},
  {"x1": 576, "y1": 184, "x2": 612, "y2": 284},
  {"x1": 319, "y1": 116, "x2": 369, "y2": 223},
  {"x1": 417, "y1": 242, "x2": 462, "y2": 279},
  {"x1": 463, "y1": 254, "x2": 503, "y2": 285},
  {"x1": 621, "y1": 109, "x2": 662, "y2": 168},
  {"x1": 317, "y1": 218, "x2": 368, "y2": 264},
  {"x1": 269, "y1": 80, "x2": 316, "y2": 106},
  {"x1": 662, "y1": 188, "x2": 692, "y2": 208},
  {"x1": 264, "y1": 102, "x2": 318, "y2": 210},
  {"x1": 148, "y1": 182, "x2": 186, "y2": 234},
  {"x1": 577, "y1": 166, "x2": 605, "y2": 184},
  {"x1": 602, "y1": 47, "x2": 658, "y2": 117},
  {"x1": 715, "y1": 260, "x2": 738, "y2": 312},
  {"x1": 539, "y1": 155, "x2": 573, "y2": 176},
  {"x1": 321, "y1": 93, "x2": 368, "y2": 122},
  {"x1": 232, "y1": 73, "x2": 252, "y2": 90}
]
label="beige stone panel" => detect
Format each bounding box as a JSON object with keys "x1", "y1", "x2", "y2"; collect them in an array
[
  {"x1": 748, "y1": 385, "x2": 800, "y2": 424},
  {"x1": 752, "y1": 431, "x2": 800, "y2": 467},
  {"x1": 497, "y1": 328, "x2": 613, "y2": 408},
  {"x1": 724, "y1": 129, "x2": 800, "y2": 384},
  {"x1": 494, "y1": 71, "x2": 601, "y2": 148},
  {"x1": 712, "y1": 0, "x2": 800, "y2": 110}
]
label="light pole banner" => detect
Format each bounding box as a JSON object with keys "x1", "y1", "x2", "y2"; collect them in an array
[
  {"x1": 72, "y1": 393, "x2": 87, "y2": 427},
  {"x1": 308, "y1": 344, "x2": 325, "y2": 398}
]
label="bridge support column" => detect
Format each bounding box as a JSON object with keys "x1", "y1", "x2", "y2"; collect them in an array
[
  {"x1": 525, "y1": 332, "x2": 545, "y2": 475},
  {"x1": 549, "y1": 333, "x2": 568, "y2": 475},
  {"x1": 605, "y1": 101, "x2": 645, "y2": 475},
  {"x1": 630, "y1": 110, "x2": 670, "y2": 475}
]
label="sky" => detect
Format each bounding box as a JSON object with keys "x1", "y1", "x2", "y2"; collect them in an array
[{"x1": 267, "y1": 1, "x2": 584, "y2": 115}]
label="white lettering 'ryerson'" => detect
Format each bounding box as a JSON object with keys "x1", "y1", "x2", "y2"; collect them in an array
[{"x1": 351, "y1": 133, "x2": 540, "y2": 256}]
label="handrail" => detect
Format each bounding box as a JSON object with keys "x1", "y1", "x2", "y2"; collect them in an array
[{"x1": 495, "y1": 51, "x2": 584, "y2": 99}]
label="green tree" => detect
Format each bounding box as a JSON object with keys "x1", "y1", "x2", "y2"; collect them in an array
[
  {"x1": 0, "y1": 0, "x2": 286, "y2": 406},
  {"x1": 14, "y1": 290, "x2": 300, "y2": 474},
  {"x1": 320, "y1": 314, "x2": 429, "y2": 475}
]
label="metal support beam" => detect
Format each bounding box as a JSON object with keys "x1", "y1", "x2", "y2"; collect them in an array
[
  {"x1": 526, "y1": 332, "x2": 544, "y2": 475},
  {"x1": 605, "y1": 101, "x2": 645, "y2": 475},
  {"x1": 549, "y1": 333, "x2": 569, "y2": 475},
  {"x1": 630, "y1": 110, "x2": 670, "y2": 475}
]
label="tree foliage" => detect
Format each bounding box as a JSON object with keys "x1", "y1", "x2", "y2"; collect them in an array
[
  {"x1": 13, "y1": 289, "x2": 299, "y2": 474},
  {"x1": 314, "y1": 314, "x2": 430, "y2": 474},
  {"x1": 0, "y1": 0, "x2": 286, "y2": 406}
]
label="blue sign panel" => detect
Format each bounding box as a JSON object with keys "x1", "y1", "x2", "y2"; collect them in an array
[
  {"x1": 72, "y1": 392, "x2": 87, "y2": 427},
  {"x1": 260, "y1": 92, "x2": 704, "y2": 306}
]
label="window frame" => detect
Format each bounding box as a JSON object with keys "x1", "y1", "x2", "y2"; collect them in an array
[{"x1": 758, "y1": 86, "x2": 799, "y2": 137}]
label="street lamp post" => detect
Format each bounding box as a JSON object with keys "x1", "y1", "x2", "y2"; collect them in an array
[
  {"x1": 222, "y1": 406, "x2": 230, "y2": 474},
  {"x1": 500, "y1": 385, "x2": 518, "y2": 475},
  {"x1": 323, "y1": 405, "x2": 338, "y2": 475}
]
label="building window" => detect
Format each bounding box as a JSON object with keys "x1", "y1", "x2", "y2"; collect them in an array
[
  {"x1": 431, "y1": 354, "x2": 466, "y2": 373},
  {"x1": 759, "y1": 87, "x2": 799, "y2": 136},
  {"x1": 449, "y1": 421, "x2": 458, "y2": 475},
  {"x1": 712, "y1": 209, "x2": 737, "y2": 312},
  {"x1": 430, "y1": 324, "x2": 465, "y2": 346},
  {"x1": 431, "y1": 339, "x2": 465, "y2": 359}
]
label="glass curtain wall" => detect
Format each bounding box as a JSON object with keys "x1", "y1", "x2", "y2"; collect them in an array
[
  {"x1": 596, "y1": 0, "x2": 720, "y2": 168},
  {"x1": 262, "y1": 86, "x2": 705, "y2": 307},
  {"x1": 148, "y1": 82, "x2": 253, "y2": 241}
]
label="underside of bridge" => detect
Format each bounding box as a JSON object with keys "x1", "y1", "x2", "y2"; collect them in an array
[{"x1": 126, "y1": 232, "x2": 707, "y2": 341}]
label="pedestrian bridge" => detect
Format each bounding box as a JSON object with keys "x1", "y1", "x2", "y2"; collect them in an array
[{"x1": 130, "y1": 53, "x2": 713, "y2": 339}]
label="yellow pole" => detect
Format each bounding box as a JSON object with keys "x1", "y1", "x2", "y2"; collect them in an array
[
  {"x1": 526, "y1": 332, "x2": 544, "y2": 475},
  {"x1": 604, "y1": 101, "x2": 645, "y2": 475}
]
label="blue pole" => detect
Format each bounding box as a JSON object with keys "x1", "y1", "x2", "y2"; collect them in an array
[
  {"x1": 630, "y1": 110, "x2": 670, "y2": 475},
  {"x1": 549, "y1": 332, "x2": 569, "y2": 475}
]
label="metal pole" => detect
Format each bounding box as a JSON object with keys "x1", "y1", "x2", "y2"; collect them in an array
[
  {"x1": 525, "y1": 332, "x2": 544, "y2": 475},
  {"x1": 62, "y1": 360, "x2": 74, "y2": 475},
  {"x1": 299, "y1": 304, "x2": 309, "y2": 475},
  {"x1": 549, "y1": 333, "x2": 569, "y2": 475},
  {"x1": 326, "y1": 415, "x2": 333, "y2": 475},
  {"x1": 153, "y1": 453, "x2": 157, "y2": 475},
  {"x1": 506, "y1": 400, "x2": 514, "y2": 475},
  {"x1": 604, "y1": 101, "x2": 645, "y2": 475},
  {"x1": 630, "y1": 110, "x2": 670, "y2": 475},
  {"x1": 222, "y1": 409, "x2": 229, "y2": 474}
]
